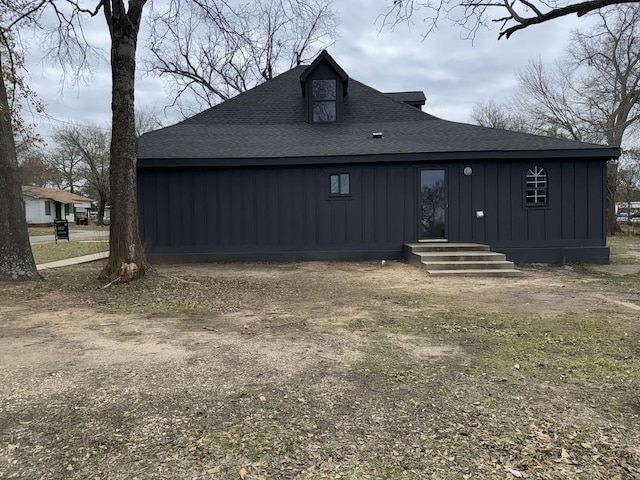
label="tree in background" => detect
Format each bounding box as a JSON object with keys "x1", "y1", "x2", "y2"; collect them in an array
[
  {"x1": 18, "y1": 150, "x2": 54, "y2": 187},
  {"x1": 382, "y1": 0, "x2": 640, "y2": 39},
  {"x1": 146, "y1": 0, "x2": 336, "y2": 115},
  {"x1": 135, "y1": 107, "x2": 164, "y2": 137},
  {"x1": 617, "y1": 150, "x2": 640, "y2": 221},
  {"x1": 470, "y1": 6, "x2": 640, "y2": 234},
  {"x1": 523, "y1": 7, "x2": 640, "y2": 234},
  {"x1": 471, "y1": 99, "x2": 541, "y2": 134},
  {"x1": 53, "y1": 124, "x2": 111, "y2": 224},
  {"x1": 46, "y1": 136, "x2": 85, "y2": 193}
]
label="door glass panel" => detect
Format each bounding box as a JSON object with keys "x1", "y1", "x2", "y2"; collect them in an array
[{"x1": 420, "y1": 169, "x2": 446, "y2": 238}]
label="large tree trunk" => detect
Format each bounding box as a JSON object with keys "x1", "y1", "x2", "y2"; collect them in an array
[
  {"x1": 606, "y1": 127, "x2": 624, "y2": 236},
  {"x1": 99, "y1": 3, "x2": 147, "y2": 282},
  {"x1": 96, "y1": 197, "x2": 106, "y2": 226},
  {"x1": 0, "y1": 56, "x2": 40, "y2": 282}
]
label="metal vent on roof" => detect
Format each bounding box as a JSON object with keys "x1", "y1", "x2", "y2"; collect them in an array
[{"x1": 372, "y1": 132, "x2": 383, "y2": 138}]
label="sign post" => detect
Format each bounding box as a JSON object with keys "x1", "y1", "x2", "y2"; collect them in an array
[{"x1": 54, "y1": 220, "x2": 70, "y2": 243}]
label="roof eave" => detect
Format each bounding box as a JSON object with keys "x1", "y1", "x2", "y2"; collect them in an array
[{"x1": 138, "y1": 147, "x2": 621, "y2": 168}]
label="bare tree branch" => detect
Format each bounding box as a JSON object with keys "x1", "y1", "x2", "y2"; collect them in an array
[
  {"x1": 145, "y1": 0, "x2": 337, "y2": 115},
  {"x1": 382, "y1": 0, "x2": 640, "y2": 40}
]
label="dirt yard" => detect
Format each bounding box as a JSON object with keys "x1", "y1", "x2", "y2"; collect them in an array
[{"x1": 1, "y1": 256, "x2": 639, "y2": 479}]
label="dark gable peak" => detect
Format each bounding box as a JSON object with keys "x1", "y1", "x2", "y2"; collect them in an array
[
  {"x1": 299, "y1": 50, "x2": 349, "y2": 96},
  {"x1": 299, "y1": 50, "x2": 350, "y2": 123},
  {"x1": 385, "y1": 91, "x2": 426, "y2": 110}
]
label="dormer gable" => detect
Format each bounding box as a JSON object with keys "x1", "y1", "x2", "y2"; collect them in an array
[{"x1": 300, "y1": 50, "x2": 349, "y2": 123}]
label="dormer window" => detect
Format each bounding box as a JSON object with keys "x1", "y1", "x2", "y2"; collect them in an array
[
  {"x1": 300, "y1": 50, "x2": 349, "y2": 124},
  {"x1": 312, "y1": 80, "x2": 337, "y2": 122}
]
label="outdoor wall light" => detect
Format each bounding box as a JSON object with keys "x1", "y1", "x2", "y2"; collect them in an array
[{"x1": 463, "y1": 166, "x2": 473, "y2": 176}]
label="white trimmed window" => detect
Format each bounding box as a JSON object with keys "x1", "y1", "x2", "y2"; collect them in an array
[{"x1": 525, "y1": 165, "x2": 548, "y2": 206}]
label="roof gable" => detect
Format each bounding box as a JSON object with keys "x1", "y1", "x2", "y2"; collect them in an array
[
  {"x1": 22, "y1": 186, "x2": 93, "y2": 204},
  {"x1": 299, "y1": 50, "x2": 349, "y2": 95}
]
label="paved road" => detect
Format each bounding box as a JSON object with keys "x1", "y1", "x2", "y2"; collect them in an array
[{"x1": 29, "y1": 230, "x2": 109, "y2": 245}]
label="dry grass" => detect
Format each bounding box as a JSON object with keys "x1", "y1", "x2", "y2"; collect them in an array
[
  {"x1": 0, "y1": 240, "x2": 639, "y2": 479},
  {"x1": 608, "y1": 232, "x2": 640, "y2": 265},
  {"x1": 31, "y1": 240, "x2": 109, "y2": 265}
]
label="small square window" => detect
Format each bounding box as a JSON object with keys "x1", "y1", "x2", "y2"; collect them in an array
[{"x1": 330, "y1": 173, "x2": 350, "y2": 196}]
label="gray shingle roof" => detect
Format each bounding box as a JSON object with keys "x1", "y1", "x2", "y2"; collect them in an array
[
  {"x1": 137, "y1": 58, "x2": 619, "y2": 164},
  {"x1": 384, "y1": 91, "x2": 426, "y2": 108}
]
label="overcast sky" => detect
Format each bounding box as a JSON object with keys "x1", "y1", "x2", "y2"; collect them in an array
[{"x1": 21, "y1": 1, "x2": 592, "y2": 143}]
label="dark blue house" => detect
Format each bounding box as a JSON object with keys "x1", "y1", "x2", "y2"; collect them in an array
[{"x1": 136, "y1": 51, "x2": 620, "y2": 265}]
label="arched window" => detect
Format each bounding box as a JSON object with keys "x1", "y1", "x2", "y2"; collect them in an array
[{"x1": 525, "y1": 165, "x2": 548, "y2": 206}]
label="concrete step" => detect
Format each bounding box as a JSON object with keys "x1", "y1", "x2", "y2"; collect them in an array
[
  {"x1": 404, "y1": 242, "x2": 490, "y2": 252},
  {"x1": 403, "y1": 242, "x2": 522, "y2": 277},
  {"x1": 421, "y1": 260, "x2": 516, "y2": 271},
  {"x1": 425, "y1": 268, "x2": 523, "y2": 277},
  {"x1": 414, "y1": 251, "x2": 506, "y2": 262}
]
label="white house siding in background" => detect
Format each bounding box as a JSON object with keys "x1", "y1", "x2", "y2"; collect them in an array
[
  {"x1": 24, "y1": 196, "x2": 54, "y2": 224},
  {"x1": 21, "y1": 186, "x2": 94, "y2": 225}
]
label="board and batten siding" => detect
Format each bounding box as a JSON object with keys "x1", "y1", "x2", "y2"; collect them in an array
[
  {"x1": 138, "y1": 156, "x2": 609, "y2": 264},
  {"x1": 446, "y1": 157, "x2": 608, "y2": 263},
  {"x1": 138, "y1": 162, "x2": 418, "y2": 262}
]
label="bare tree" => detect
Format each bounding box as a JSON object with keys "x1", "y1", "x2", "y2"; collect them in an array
[
  {"x1": 515, "y1": 60, "x2": 596, "y2": 142},
  {"x1": 43, "y1": 0, "x2": 149, "y2": 280},
  {"x1": 18, "y1": 149, "x2": 53, "y2": 187},
  {"x1": 382, "y1": 0, "x2": 640, "y2": 40},
  {"x1": 514, "y1": 6, "x2": 640, "y2": 234},
  {"x1": 146, "y1": 0, "x2": 336, "y2": 115},
  {"x1": 95, "y1": 0, "x2": 148, "y2": 281},
  {"x1": 471, "y1": 99, "x2": 543, "y2": 133},
  {"x1": 567, "y1": 7, "x2": 640, "y2": 148},
  {"x1": 135, "y1": 106, "x2": 164, "y2": 137},
  {"x1": 53, "y1": 124, "x2": 110, "y2": 224},
  {"x1": 46, "y1": 140, "x2": 85, "y2": 193}
]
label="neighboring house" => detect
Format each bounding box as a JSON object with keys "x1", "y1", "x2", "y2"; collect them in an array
[
  {"x1": 22, "y1": 186, "x2": 94, "y2": 226},
  {"x1": 137, "y1": 51, "x2": 620, "y2": 265}
]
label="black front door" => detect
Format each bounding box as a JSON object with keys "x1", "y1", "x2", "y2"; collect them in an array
[{"x1": 419, "y1": 169, "x2": 446, "y2": 239}]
